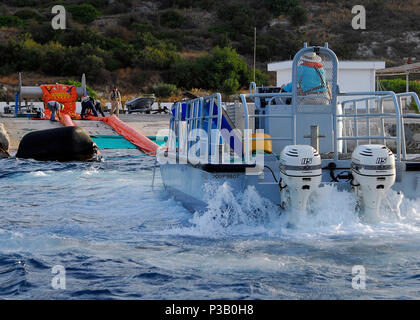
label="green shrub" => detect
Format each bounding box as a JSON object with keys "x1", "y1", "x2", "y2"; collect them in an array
[
  {"x1": 168, "y1": 46, "x2": 256, "y2": 91},
  {"x1": 109, "y1": 42, "x2": 136, "y2": 69},
  {"x1": 160, "y1": 10, "x2": 186, "y2": 28},
  {"x1": 104, "y1": 1, "x2": 132, "y2": 14},
  {"x1": 133, "y1": 32, "x2": 160, "y2": 50},
  {"x1": 59, "y1": 80, "x2": 98, "y2": 99},
  {"x1": 78, "y1": 55, "x2": 106, "y2": 81},
  {"x1": 151, "y1": 83, "x2": 179, "y2": 98},
  {"x1": 212, "y1": 32, "x2": 231, "y2": 48},
  {"x1": 41, "y1": 42, "x2": 67, "y2": 75},
  {"x1": 333, "y1": 43, "x2": 356, "y2": 60},
  {"x1": 222, "y1": 78, "x2": 240, "y2": 95},
  {"x1": 8, "y1": 39, "x2": 42, "y2": 72},
  {"x1": 131, "y1": 22, "x2": 153, "y2": 33},
  {"x1": 133, "y1": 71, "x2": 150, "y2": 87},
  {"x1": 289, "y1": 5, "x2": 307, "y2": 26},
  {"x1": 160, "y1": 0, "x2": 195, "y2": 9},
  {"x1": 68, "y1": 4, "x2": 101, "y2": 24},
  {"x1": 248, "y1": 69, "x2": 270, "y2": 86},
  {"x1": 381, "y1": 79, "x2": 420, "y2": 112},
  {"x1": 79, "y1": 0, "x2": 109, "y2": 9},
  {"x1": 28, "y1": 22, "x2": 56, "y2": 44},
  {"x1": 264, "y1": 0, "x2": 299, "y2": 16},
  {"x1": 51, "y1": 27, "x2": 100, "y2": 47},
  {"x1": 137, "y1": 42, "x2": 180, "y2": 70},
  {"x1": 194, "y1": 47, "x2": 248, "y2": 90},
  {"x1": 217, "y1": 5, "x2": 254, "y2": 38},
  {"x1": 208, "y1": 25, "x2": 228, "y2": 34},
  {"x1": 240, "y1": 32, "x2": 302, "y2": 61},
  {"x1": 160, "y1": 0, "x2": 217, "y2": 10},
  {"x1": 164, "y1": 58, "x2": 198, "y2": 89},
  {"x1": 12, "y1": 0, "x2": 37, "y2": 7},
  {"x1": 14, "y1": 9, "x2": 44, "y2": 22},
  {"x1": 0, "y1": 15, "x2": 26, "y2": 27},
  {"x1": 381, "y1": 79, "x2": 420, "y2": 95}
]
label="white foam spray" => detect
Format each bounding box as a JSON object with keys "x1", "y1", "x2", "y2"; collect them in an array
[{"x1": 164, "y1": 182, "x2": 420, "y2": 239}]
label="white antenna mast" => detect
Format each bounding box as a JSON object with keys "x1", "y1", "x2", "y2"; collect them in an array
[{"x1": 253, "y1": 27, "x2": 257, "y2": 83}]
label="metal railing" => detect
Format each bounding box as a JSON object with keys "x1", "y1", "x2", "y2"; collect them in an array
[
  {"x1": 169, "y1": 90, "x2": 420, "y2": 165},
  {"x1": 338, "y1": 91, "x2": 403, "y2": 161},
  {"x1": 203, "y1": 94, "x2": 223, "y2": 157},
  {"x1": 341, "y1": 96, "x2": 386, "y2": 150},
  {"x1": 339, "y1": 91, "x2": 420, "y2": 161},
  {"x1": 169, "y1": 42, "x2": 420, "y2": 165},
  {"x1": 168, "y1": 94, "x2": 223, "y2": 162}
]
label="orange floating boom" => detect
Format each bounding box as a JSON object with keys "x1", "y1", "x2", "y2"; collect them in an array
[
  {"x1": 60, "y1": 113, "x2": 75, "y2": 127},
  {"x1": 101, "y1": 115, "x2": 160, "y2": 155}
]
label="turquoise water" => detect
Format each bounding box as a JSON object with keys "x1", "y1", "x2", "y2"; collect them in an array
[
  {"x1": 1, "y1": 151, "x2": 420, "y2": 299},
  {"x1": 90, "y1": 135, "x2": 137, "y2": 149}
]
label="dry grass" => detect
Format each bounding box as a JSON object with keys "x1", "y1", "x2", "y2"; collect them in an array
[
  {"x1": 386, "y1": 0, "x2": 419, "y2": 11},
  {"x1": 0, "y1": 75, "x2": 18, "y2": 86},
  {"x1": 180, "y1": 51, "x2": 206, "y2": 59}
]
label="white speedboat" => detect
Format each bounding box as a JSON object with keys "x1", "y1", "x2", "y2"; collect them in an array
[{"x1": 158, "y1": 44, "x2": 420, "y2": 220}]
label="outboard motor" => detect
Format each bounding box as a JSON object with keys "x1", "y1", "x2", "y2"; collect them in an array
[
  {"x1": 279, "y1": 145, "x2": 322, "y2": 211},
  {"x1": 351, "y1": 145, "x2": 396, "y2": 221}
]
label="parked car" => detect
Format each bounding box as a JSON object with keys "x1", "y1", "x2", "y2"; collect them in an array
[{"x1": 125, "y1": 95, "x2": 155, "y2": 114}]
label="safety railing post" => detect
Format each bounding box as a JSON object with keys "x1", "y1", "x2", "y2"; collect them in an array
[
  {"x1": 379, "y1": 97, "x2": 386, "y2": 146},
  {"x1": 393, "y1": 94, "x2": 407, "y2": 160},
  {"x1": 176, "y1": 102, "x2": 180, "y2": 159},
  {"x1": 240, "y1": 94, "x2": 250, "y2": 164},
  {"x1": 353, "y1": 101, "x2": 357, "y2": 148},
  {"x1": 366, "y1": 99, "x2": 371, "y2": 144}
]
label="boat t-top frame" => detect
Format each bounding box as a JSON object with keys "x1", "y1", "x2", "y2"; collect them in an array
[{"x1": 168, "y1": 43, "x2": 420, "y2": 167}]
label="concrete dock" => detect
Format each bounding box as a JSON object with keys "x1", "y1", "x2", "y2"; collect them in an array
[{"x1": 0, "y1": 114, "x2": 171, "y2": 151}]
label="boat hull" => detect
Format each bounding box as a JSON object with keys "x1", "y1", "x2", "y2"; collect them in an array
[
  {"x1": 160, "y1": 161, "x2": 284, "y2": 212},
  {"x1": 160, "y1": 160, "x2": 420, "y2": 212}
]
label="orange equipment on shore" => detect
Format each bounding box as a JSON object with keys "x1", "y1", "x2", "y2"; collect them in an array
[{"x1": 41, "y1": 84, "x2": 78, "y2": 119}]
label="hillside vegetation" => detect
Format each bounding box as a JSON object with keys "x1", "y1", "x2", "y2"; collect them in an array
[{"x1": 0, "y1": 0, "x2": 419, "y2": 99}]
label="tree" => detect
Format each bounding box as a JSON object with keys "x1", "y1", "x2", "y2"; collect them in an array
[
  {"x1": 151, "y1": 83, "x2": 179, "y2": 98},
  {"x1": 68, "y1": 4, "x2": 101, "y2": 24},
  {"x1": 222, "y1": 78, "x2": 240, "y2": 95},
  {"x1": 195, "y1": 47, "x2": 248, "y2": 90},
  {"x1": 289, "y1": 6, "x2": 308, "y2": 26},
  {"x1": 160, "y1": 10, "x2": 186, "y2": 28},
  {"x1": 0, "y1": 15, "x2": 25, "y2": 27},
  {"x1": 264, "y1": 0, "x2": 299, "y2": 17}
]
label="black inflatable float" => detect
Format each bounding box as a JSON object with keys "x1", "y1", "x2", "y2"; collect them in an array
[{"x1": 16, "y1": 126, "x2": 97, "y2": 161}]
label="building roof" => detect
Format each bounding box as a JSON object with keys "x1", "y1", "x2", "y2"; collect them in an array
[
  {"x1": 376, "y1": 62, "x2": 420, "y2": 75},
  {"x1": 267, "y1": 60, "x2": 385, "y2": 71}
]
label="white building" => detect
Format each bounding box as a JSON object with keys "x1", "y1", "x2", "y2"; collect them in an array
[{"x1": 267, "y1": 60, "x2": 385, "y2": 101}]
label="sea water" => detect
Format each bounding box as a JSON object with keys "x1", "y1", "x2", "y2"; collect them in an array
[{"x1": 1, "y1": 151, "x2": 420, "y2": 299}]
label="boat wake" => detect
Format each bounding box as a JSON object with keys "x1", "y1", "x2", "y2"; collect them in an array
[{"x1": 163, "y1": 182, "x2": 420, "y2": 239}]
